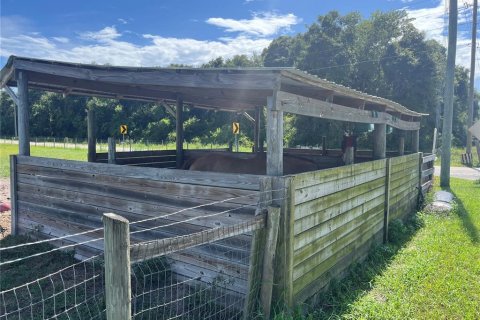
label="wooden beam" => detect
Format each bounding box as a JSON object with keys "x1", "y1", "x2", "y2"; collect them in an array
[
  {"x1": 163, "y1": 103, "x2": 176, "y2": 118},
  {"x1": 13, "y1": 59, "x2": 279, "y2": 90},
  {"x1": 87, "y1": 108, "x2": 96, "y2": 162},
  {"x1": 4, "y1": 86, "x2": 18, "y2": 137},
  {"x1": 176, "y1": 96, "x2": 184, "y2": 168},
  {"x1": 103, "y1": 213, "x2": 132, "y2": 320},
  {"x1": 276, "y1": 91, "x2": 420, "y2": 131},
  {"x1": 16, "y1": 70, "x2": 30, "y2": 156},
  {"x1": 267, "y1": 92, "x2": 283, "y2": 176},
  {"x1": 130, "y1": 214, "x2": 266, "y2": 263},
  {"x1": 254, "y1": 106, "x2": 261, "y2": 152},
  {"x1": 373, "y1": 123, "x2": 386, "y2": 159}
]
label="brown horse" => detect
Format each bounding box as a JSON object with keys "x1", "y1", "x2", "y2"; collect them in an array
[{"x1": 186, "y1": 152, "x2": 318, "y2": 175}]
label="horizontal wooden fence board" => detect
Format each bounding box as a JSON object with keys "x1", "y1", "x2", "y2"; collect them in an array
[
  {"x1": 292, "y1": 215, "x2": 383, "y2": 298},
  {"x1": 294, "y1": 167, "x2": 386, "y2": 205},
  {"x1": 96, "y1": 150, "x2": 177, "y2": 160},
  {"x1": 422, "y1": 154, "x2": 436, "y2": 163},
  {"x1": 293, "y1": 177, "x2": 385, "y2": 222},
  {"x1": 293, "y1": 226, "x2": 383, "y2": 303},
  {"x1": 294, "y1": 182, "x2": 385, "y2": 236},
  {"x1": 17, "y1": 156, "x2": 262, "y2": 190},
  {"x1": 18, "y1": 165, "x2": 258, "y2": 204},
  {"x1": 293, "y1": 203, "x2": 384, "y2": 272},
  {"x1": 294, "y1": 196, "x2": 385, "y2": 252},
  {"x1": 293, "y1": 159, "x2": 385, "y2": 191}
]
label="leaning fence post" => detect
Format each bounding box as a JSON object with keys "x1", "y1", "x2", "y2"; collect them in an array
[
  {"x1": 108, "y1": 137, "x2": 116, "y2": 164},
  {"x1": 103, "y1": 213, "x2": 132, "y2": 320},
  {"x1": 260, "y1": 205, "x2": 281, "y2": 319}
]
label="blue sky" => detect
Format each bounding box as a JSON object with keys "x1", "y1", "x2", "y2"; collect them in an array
[{"x1": 0, "y1": 0, "x2": 478, "y2": 85}]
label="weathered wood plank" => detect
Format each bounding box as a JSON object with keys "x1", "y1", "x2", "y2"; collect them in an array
[
  {"x1": 295, "y1": 167, "x2": 386, "y2": 205},
  {"x1": 293, "y1": 211, "x2": 383, "y2": 281},
  {"x1": 16, "y1": 156, "x2": 261, "y2": 190},
  {"x1": 293, "y1": 159, "x2": 385, "y2": 190},
  {"x1": 293, "y1": 177, "x2": 384, "y2": 222},
  {"x1": 276, "y1": 91, "x2": 420, "y2": 130},
  {"x1": 292, "y1": 226, "x2": 383, "y2": 303},
  {"x1": 294, "y1": 182, "x2": 385, "y2": 235},
  {"x1": 17, "y1": 164, "x2": 259, "y2": 205},
  {"x1": 293, "y1": 201, "x2": 383, "y2": 268},
  {"x1": 422, "y1": 167, "x2": 435, "y2": 179},
  {"x1": 294, "y1": 197, "x2": 384, "y2": 251},
  {"x1": 103, "y1": 213, "x2": 131, "y2": 320},
  {"x1": 130, "y1": 214, "x2": 265, "y2": 263},
  {"x1": 10, "y1": 155, "x2": 18, "y2": 235},
  {"x1": 96, "y1": 149, "x2": 177, "y2": 160},
  {"x1": 292, "y1": 215, "x2": 383, "y2": 297},
  {"x1": 260, "y1": 206, "x2": 280, "y2": 319},
  {"x1": 422, "y1": 154, "x2": 436, "y2": 163}
]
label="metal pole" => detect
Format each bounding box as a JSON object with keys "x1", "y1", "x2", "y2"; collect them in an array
[{"x1": 440, "y1": 0, "x2": 457, "y2": 187}]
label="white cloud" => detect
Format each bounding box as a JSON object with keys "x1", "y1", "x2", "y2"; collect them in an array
[
  {"x1": 0, "y1": 11, "x2": 297, "y2": 67},
  {"x1": 79, "y1": 26, "x2": 121, "y2": 42},
  {"x1": 0, "y1": 25, "x2": 272, "y2": 67},
  {"x1": 52, "y1": 37, "x2": 69, "y2": 44},
  {"x1": 117, "y1": 18, "x2": 128, "y2": 25},
  {"x1": 206, "y1": 12, "x2": 300, "y2": 37}
]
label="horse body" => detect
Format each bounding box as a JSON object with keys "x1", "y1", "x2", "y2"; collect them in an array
[{"x1": 187, "y1": 152, "x2": 318, "y2": 175}]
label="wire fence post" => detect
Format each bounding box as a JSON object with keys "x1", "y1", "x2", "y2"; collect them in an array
[{"x1": 103, "y1": 213, "x2": 132, "y2": 320}]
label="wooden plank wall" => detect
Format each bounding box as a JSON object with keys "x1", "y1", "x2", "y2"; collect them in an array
[
  {"x1": 291, "y1": 159, "x2": 387, "y2": 303},
  {"x1": 13, "y1": 155, "x2": 261, "y2": 297},
  {"x1": 389, "y1": 153, "x2": 421, "y2": 221}
]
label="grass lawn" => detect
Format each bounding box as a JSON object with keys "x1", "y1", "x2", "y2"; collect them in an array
[
  {"x1": 435, "y1": 146, "x2": 480, "y2": 167},
  {"x1": 0, "y1": 144, "x2": 88, "y2": 177},
  {"x1": 277, "y1": 177, "x2": 480, "y2": 319}
]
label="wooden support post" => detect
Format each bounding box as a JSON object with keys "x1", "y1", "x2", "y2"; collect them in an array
[
  {"x1": 103, "y1": 213, "x2": 132, "y2": 320},
  {"x1": 476, "y1": 139, "x2": 480, "y2": 163},
  {"x1": 344, "y1": 146, "x2": 354, "y2": 165},
  {"x1": 373, "y1": 123, "x2": 386, "y2": 159},
  {"x1": 244, "y1": 177, "x2": 272, "y2": 319},
  {"x1": 9, "y1": 155, "x2": 18, "y2": 235},
  {"x1": 398, "y1": 130, "x2": 405, "y2": 156},
  {"x1": 108, "y1": 137, "x2": 116, "y2": 164},
  {"x1": 17, "y1": 70, "x2": 30, "y2": 156},
  {"x1": 176, "y1": 97, "x2": 184, "y2": 168},
  {"x1": 267, "y1": 92, "x2": 283, "y2": 176},
  {"x1": 383, "y1": 158, "x2": 391, "y2": 243},
  {"x1": 412, "y1": 129, "x2": 420, "y2": 153},
  {"x1": 260, "y1": 205, "x2": 281, "y2": 320},
  {"x1": 87, "y1": 108, "x2": 96, "y2": 162},
  {"x1": 272, "y1": 177, "x2": 294, "y2": 307},
  {"x1": 322, "y1": 136, "x2": 327, "y2": 156},
  {"x1": 254, "y1": 106, "x2": 261, "y2": 152}
]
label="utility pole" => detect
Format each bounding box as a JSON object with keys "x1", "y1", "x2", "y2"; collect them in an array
[
  {"x1": 466, "y1": 0, "x2": 478, "y2": 154},
  {"x1": 441, "y1": 0, "x2": 457, "y2": 187}
]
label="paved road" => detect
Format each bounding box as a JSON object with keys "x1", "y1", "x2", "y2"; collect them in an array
[{"x1": 434, "y1": 166, "x2": 480, "y2": 180}]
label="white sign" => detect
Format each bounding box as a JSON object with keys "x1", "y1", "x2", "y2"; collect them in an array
[{"x1": 468, "y1": 120, "x2": 480, "y2": 140}]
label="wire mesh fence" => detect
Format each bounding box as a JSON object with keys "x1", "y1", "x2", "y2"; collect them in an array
[{"x1": 0, "y1": 255, "x2": 106, "y2": 320}]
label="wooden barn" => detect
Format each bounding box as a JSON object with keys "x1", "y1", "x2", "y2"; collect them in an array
[{"x1": 1, "y1": 56, "x2": 434, "y2": 312}]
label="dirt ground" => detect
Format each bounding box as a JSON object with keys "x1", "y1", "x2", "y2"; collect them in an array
[{"x1": 0, "y1": 178, "x2": 11, "y2": 238}]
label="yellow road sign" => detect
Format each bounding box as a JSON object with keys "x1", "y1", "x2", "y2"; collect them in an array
[
  {"x1": 120, "y1": 125, "x2": 128, "y2": 134},
  {"x1": 232, "y1": 122, "x2": 240, "y2": 134}
]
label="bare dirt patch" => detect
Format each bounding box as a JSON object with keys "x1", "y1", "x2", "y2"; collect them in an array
[{"x1": 0, "y1": 177, "x2": 11, "y2": 238}]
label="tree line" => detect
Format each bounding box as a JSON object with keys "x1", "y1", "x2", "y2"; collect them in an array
[{"x1": 1, "y1": 10, "x2": 478, "y2": 150}]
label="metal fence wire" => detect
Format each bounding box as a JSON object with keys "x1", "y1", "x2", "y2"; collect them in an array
[
  {"x1": 127, "y1": 213, "x2": 267, "y2": 320},
  {"x1": 0, "y1": 256, "x2": 106, "y2": 320}
]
